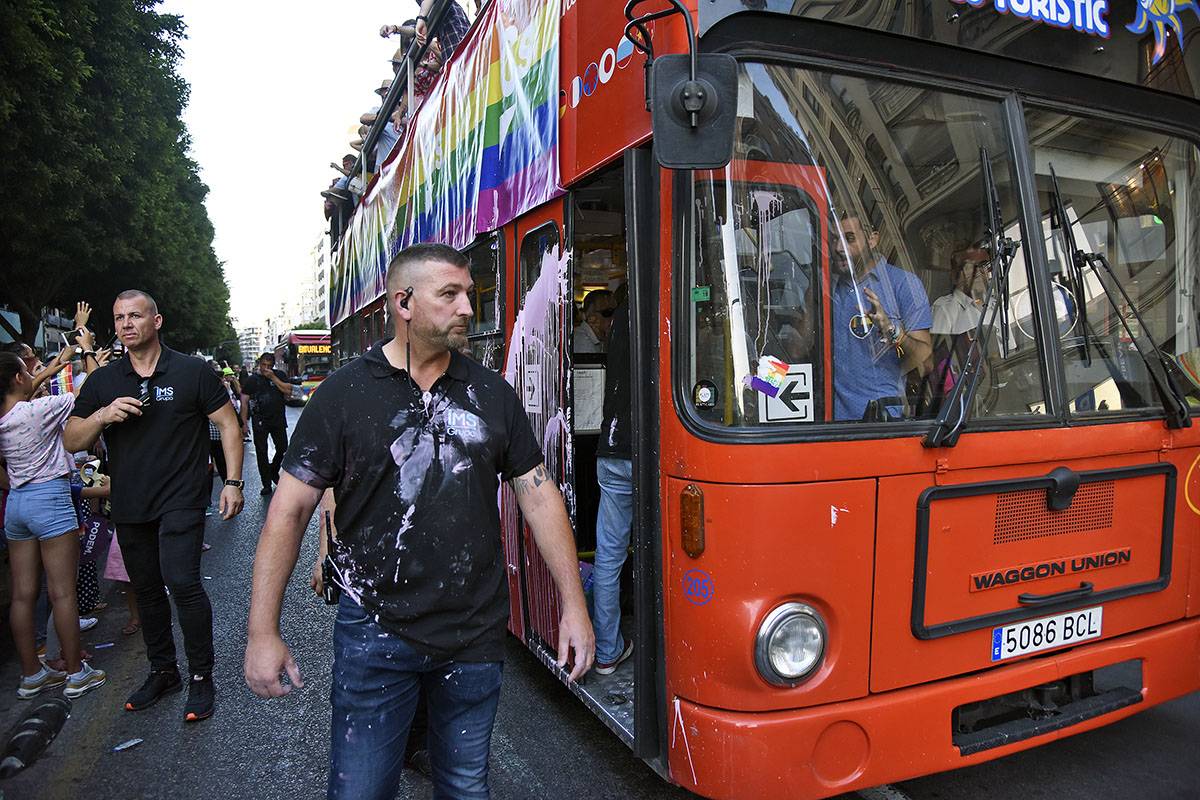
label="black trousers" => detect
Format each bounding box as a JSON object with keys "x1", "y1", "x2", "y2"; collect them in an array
[
  {"x1": 117, "y1": 509, "x2": 212, "y2": 676},
  {"x1": 252, "y1": 417, "x2": 288, "y2": 488}
]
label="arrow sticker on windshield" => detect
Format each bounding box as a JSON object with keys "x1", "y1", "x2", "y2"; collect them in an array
[{"x1": 757, "y1": 363, "x2": 814, "y2": 423}]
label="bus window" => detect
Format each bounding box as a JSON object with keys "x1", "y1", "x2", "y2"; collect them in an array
[
  {"x1": 521, "y1": 223, "x2": 560, "y2": 304},
  {"x1": 1025, "y1": 108, "x2": 1200, "y2": 416},
  {"x1": 463, "y1": 233, "x2": 503, "y2": 370},
  {"x1": 685, "y1": 64, "x2": 1048, "y2": 431}
]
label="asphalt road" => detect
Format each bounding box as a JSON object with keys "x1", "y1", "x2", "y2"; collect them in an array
[{"x1": 0, "y1": 406, "x2": 1196, "y2": 800}]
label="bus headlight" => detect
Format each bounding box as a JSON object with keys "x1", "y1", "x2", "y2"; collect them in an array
[{"x1": 754, "y1": 602, "x2": 825, "y2": 686}]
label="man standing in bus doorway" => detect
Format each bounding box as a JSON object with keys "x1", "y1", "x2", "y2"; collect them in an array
[
  {"x1": 830, "y1": 216, "x2": 933, "y2": 421},
  {"x1": 240, "y1": 353, "x2": 292, "y2": 496},
  {"x1": 64, "y1": 289, "x2": 245, "y2": 723},
  {"x1": 244, "y1": 243, "x2": 594, "y2": 800},
  {"x1": 591, "y1": 293, "x2": 635, "y2": 675}
]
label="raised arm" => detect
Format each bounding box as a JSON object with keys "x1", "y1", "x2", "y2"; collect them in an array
[
  {"x1": 63, "y1": 398, "x2": 142, "y2": 452},
  {"x1": 510, "y1": 464, "x2": 595, "y2": 680},
  {"x1": 245, "y1": 472, "x2": 322, "y2": 698},
  {"x1": 263, "y1": 366, "x2": 294, "y2": 398}
]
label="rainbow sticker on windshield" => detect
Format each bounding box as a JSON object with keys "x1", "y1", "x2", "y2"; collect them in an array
[
  {"x1": 1128, "y1": 0, "x2": 1200, "y2": 64},
  {"x1": 745, "y1": 355, "x2": 790, "y2": 398}
]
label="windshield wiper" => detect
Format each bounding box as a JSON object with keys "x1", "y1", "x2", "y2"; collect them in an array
[
  {"x1": 926, "y1": 147, "x2": 1019, "y2": 447},
  {"x1": 1047, "y1": 165, "x2": 1093, "y2": 367},
  {"x1": 1045, "y1": 164, "x2": 1191, "y2": 429}
]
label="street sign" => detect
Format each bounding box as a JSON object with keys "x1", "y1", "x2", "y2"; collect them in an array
[{"x1": 759, "y1": 363, "x2": 813, "y2": 423}]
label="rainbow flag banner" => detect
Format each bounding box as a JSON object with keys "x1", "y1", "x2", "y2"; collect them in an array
[
  {"x1": 330, "y1": 0, "x2": 560, "y2": 326},
  {"x1": 47, "y1": 363, "x2": 73, "y2": 395}
]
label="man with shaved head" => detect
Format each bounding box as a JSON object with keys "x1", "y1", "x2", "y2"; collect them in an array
[
  {"x1": 245, "y1": 242, "x2": 594, "y2": 799},
  {"x1": 65, "y1": 289, "x2": 244, "y2": 723}
]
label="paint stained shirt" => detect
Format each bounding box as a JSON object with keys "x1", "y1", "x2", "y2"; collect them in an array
[{"x1": 282, "y1": 342, "x2": 543, "y2": 661}]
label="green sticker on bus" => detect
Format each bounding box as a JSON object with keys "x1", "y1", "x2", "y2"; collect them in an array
[{"x1": 691, "y1": 286, "x2": 711, "y2": 302}]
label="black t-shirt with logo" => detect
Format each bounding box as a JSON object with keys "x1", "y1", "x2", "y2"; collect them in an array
[
  {"x1": 241, "y1": 368, "x2": 289, "y2": 425},
  {"x1": 282, "y1": 342, "x2": 543, "y2": 661},
  {"x1": 71, "y1": 347, "x2": 232, "y2": 523}
]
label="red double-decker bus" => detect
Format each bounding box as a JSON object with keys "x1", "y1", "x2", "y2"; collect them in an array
[{"x1": 328, "y1": 1, "x2": 1200, "y2": 797}]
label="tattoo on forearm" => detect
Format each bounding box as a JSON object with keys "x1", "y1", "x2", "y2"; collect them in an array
[{"x1": 511, "y1": 464, "x2": 552, "y2": 496}]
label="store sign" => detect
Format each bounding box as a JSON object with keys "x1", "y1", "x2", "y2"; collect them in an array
[{"x1": 298, "y1": 344, "x2": 331, "y2": 354}]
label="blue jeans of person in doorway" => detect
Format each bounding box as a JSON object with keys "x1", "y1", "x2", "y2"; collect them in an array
[
  {"x1": 328, "y1": 595, "x2": 503, "y2": 800},
  {"x1": 593, "y1": 457, "x2": 634, "y2": 664}
]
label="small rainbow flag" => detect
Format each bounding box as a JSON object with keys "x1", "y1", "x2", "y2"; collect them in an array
[
  {"x1": 746, "y1": 356, "x2": 790, "y2": 398},
  {"x1": 47, "y1": 363, "x2": 73, "y2": 395}
]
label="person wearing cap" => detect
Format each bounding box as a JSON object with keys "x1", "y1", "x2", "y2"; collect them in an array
[{"x1": 364, "y1": 80, "x2": 402, "y2": 165}]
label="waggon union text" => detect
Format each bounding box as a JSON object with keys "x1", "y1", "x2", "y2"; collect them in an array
[{"x1": 970, "y1": 548, "x2": 1131, "y2": 592}]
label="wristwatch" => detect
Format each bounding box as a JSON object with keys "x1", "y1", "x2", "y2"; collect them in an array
[{"x1": 224, "y1": 479, "x2": 245, "y2": 490}]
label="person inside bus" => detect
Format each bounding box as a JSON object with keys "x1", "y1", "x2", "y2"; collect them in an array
[
  {"x1": 574, "y1": 289, "x2": 616, "y2": 355},
  {"x1": 830, "y1": 216, "x2": 933, "y2": 421},
  {"x1": 239, "y1": 353, "x2": 292, "y2": 496},
  {"x1": 932, "y1": 247, "x2": 989, "y2": 337},
  {"x1": 591, "y1": 292, "x2": 634, "y2": 675}
]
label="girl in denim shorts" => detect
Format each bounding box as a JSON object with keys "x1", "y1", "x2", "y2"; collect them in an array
[{"x1": 0, "y1": 351, "x2": 106, "y2": 699}]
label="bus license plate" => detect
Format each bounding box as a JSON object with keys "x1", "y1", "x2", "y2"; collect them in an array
[{"x1": 990, "y1": 606, "x2": 1103, "y2": 662}]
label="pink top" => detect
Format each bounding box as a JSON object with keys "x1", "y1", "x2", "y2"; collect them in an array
[{"x1": 0, "y1": 394, "x2": 76, "y2": 488}]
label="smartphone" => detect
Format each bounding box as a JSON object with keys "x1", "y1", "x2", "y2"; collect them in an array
[{"x1": 60, "y1": 330, "x2": 82, "y2": 349}]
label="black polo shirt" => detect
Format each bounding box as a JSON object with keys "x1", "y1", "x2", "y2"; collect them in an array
[
  {"x1": 282, "y1": 342, "x2": 543, "y2": 661},
  {"x1": 242, "y1": 368, "x2": 289, "y2": 425},
  {"x1": 72, "y1": 346, "x2": 231, "y2": 523}
]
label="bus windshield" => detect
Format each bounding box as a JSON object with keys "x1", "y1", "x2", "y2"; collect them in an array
[{"x1": 683, "y1": 62, "x2": 1200, "y2": 434}]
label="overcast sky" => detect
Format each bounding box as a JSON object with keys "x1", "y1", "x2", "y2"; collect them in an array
[{"x1": 161, "y1": 1, "x2": 406, "y2": 329}]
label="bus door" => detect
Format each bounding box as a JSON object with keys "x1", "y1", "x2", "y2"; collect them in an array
[{"x1": 508, "y1": 200, "x2": 571, "y2": 656}]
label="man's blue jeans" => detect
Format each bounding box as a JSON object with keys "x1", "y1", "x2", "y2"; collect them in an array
[
  {"x1": 593, "y1": 457, "x2": 634, "y2": 664},
  {"x1": 328, "y1": 596, "x2": 503, "y2": 800}
]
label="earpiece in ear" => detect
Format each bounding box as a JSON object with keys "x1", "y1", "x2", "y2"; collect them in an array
[{"x1": 399, "y1": 286, "x2": 414, "y2": 310}]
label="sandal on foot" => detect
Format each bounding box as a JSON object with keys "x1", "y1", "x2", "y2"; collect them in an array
[{"x1": 122, "y1": 621, "x2": 142, "y2": 636}]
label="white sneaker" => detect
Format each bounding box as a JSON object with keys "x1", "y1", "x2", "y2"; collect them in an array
[
  {"x1": 17, "y1": 666, "x2": 68, "y2": 699},
  {"x1": 64, "y1": 663, "x2": 107, "y2": 698},
  {"x1": 79, "y1": 617, "x2": 98, "y2": 632}
]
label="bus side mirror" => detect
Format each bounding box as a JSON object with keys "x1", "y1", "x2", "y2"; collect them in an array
[{"x1": 650, "y1": 53, "x2": 737, "y2": 170}]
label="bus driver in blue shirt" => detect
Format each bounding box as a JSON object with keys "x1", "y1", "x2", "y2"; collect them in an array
[{"x1": 830, "y1": 216, "x2": 933, "y2": 421}]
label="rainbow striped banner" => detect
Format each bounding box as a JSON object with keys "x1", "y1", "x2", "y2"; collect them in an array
[
  {"x1": 330, "y1": 0, "x2": 560, "y2": 326},
  {"x1": 47, "y1": 363, "x2": 73, "y2": 395}
]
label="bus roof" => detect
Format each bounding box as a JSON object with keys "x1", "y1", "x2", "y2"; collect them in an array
[
  {"x1": 286, "y1": 330, "x2": 330, "y2": 345},
  {"x1": 699, "y1": 0, "x2": 1200, "y2": 103}
]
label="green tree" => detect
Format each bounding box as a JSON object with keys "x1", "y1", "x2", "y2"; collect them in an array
[
  {"x1": 0, "y1": 0, "x2": 232, "y2": 351},
  {"x1": 294, "y1": 320, "x2": 330, "y2": 330}
]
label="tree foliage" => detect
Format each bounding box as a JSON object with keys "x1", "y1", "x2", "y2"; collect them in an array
[
  {"x1": 294, "y1": 320, "x2": 330, "y2": 330},
  {"x1": 0, "y1": 0, "x2": 231, "y2": 352}
]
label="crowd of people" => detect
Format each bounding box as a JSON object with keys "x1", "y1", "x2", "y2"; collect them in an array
[{"x1": 322, "y1": 1, "x2": 474, "y2": 243}]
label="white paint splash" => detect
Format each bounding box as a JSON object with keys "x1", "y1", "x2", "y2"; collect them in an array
[
  {"x1": 671, "y1": 696, "x2": 698, "y2": 785},
  {"x1": 830, "y1": 505, "x2": 850, "y2": 527}
]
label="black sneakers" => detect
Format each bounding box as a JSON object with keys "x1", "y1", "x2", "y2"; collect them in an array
[
  {"x1": 184, "y1": 674, "x2": 214, "y2": 723},
  {"x1": 125, "y1": 669, "x2": 182, "y2": 711}
]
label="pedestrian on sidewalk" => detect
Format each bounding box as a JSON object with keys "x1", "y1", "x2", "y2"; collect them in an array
[
  {"x1": 245, "y1": 243, "x2": 594, "y2": 800},
  {"x1": 64, "y1": 289, "x2": 245, "y2": 722},
  {"x1": 1, "y1": 346, "x2": 107, "y2": 700},
  {"x1": 239, "y1": 353, "x2": 292, "y2": 496}
]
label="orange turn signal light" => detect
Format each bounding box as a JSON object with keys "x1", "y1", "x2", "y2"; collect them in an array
[{"x1": 680, "y1": 484, "x2": 705, "y2": 558}]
